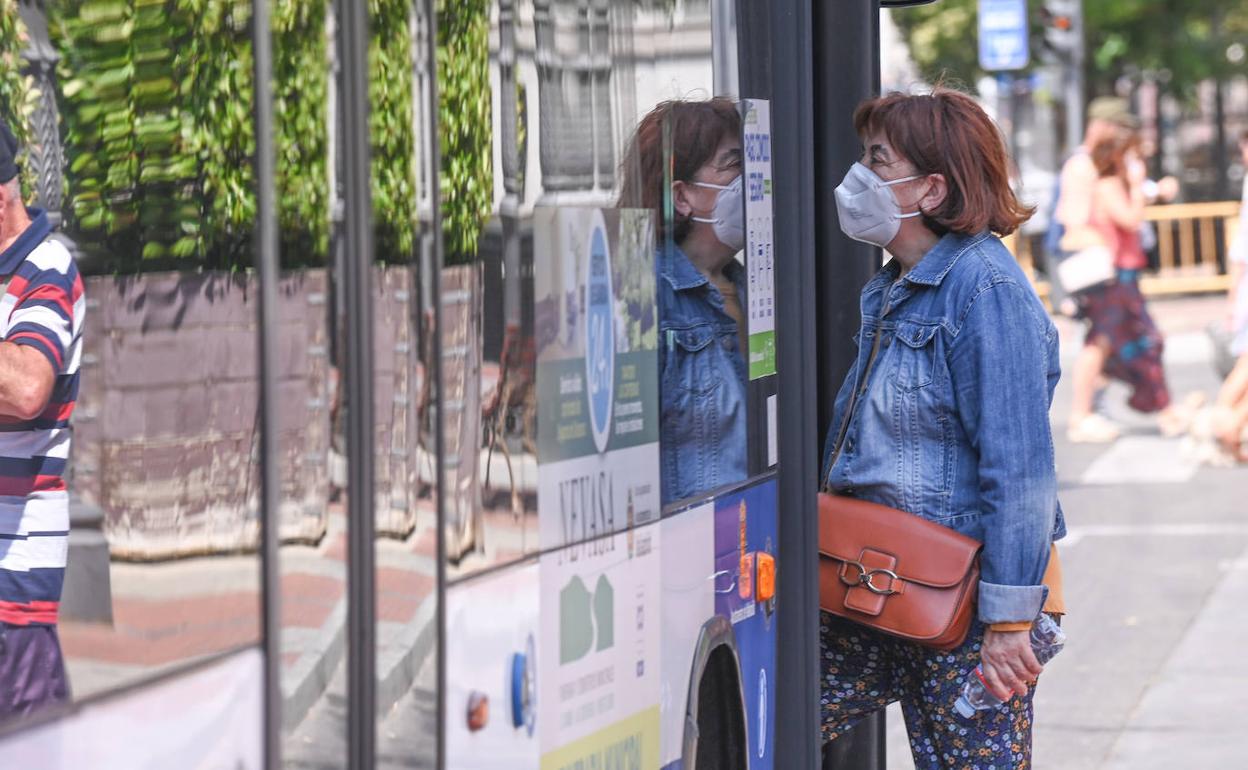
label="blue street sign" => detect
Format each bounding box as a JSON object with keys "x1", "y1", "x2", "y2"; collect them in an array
[{"x1": 978, "y1": 0, "x2": 1030, "y2": 71}]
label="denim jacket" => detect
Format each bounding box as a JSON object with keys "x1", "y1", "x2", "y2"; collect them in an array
[
  {"x1": 821, "y1": 231, "x2": 1066, "y2": 625},
  {"x1": 658, "y1": 241, "x2": 749, "y2": 505}
]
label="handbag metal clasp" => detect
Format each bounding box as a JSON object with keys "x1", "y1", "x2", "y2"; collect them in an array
[{"x1": 839, "y1": 560, "x2": 901, "y2": 596}]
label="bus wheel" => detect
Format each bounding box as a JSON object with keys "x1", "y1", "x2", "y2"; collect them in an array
[{"x1": 693, "y1": 646, "x2": 747, "y2": 770}]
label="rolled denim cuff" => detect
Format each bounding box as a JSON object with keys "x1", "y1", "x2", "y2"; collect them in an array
[{"x1": 977, "y1": 580, "x2": 1048, "y2": 625}]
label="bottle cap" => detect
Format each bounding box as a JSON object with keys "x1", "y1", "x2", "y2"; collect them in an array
[{"x1": 953, "y1": 696, "x2": 977, "y2": 719}]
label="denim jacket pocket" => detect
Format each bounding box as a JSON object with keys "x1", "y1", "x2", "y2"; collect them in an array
[
  {"x1": 889, "y1": 321, "x2": 939, "y2": 390},
  {"x1": 661, "y1": 322, "x2": 736, "y2": 502},
  {"x1": 664, "y1": 324, "x2": 723, "y2": 396}
]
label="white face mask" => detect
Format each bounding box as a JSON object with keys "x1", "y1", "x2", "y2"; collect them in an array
[
  {"x1": 690, "y1": 175, "x2": 744, "y2": 252},
  {"x1": 834, "y1": 162, "x2": 927, "y2": 248}
]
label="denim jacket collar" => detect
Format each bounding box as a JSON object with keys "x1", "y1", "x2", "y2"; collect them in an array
[
  {"x1": 902, "y1": 230, "x2": 992, "y2": 287},
  {"x1": 866, "y1": 231, "x2": 992, "y2": 296},
  {"x1": 657, "y1": 239, "x2": 744, "y2": 293},
  {"x1": 658, "y1": 240, "x2": 708, "y2": 292}
]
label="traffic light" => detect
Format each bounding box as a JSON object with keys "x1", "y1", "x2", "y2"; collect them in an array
[{"x1": 1040, "y1": 0, "x2": 1081, "y2": 57}]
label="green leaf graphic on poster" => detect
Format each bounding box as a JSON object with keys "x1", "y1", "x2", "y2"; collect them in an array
[
  {"x1": 559, "y1": 576, "x2": 593, "y2": 664},
  {"x1": 593, "y1": 575, "x2": 614, "y2": 652}
]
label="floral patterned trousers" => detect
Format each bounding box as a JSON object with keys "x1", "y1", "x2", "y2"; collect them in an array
[{"x1": 821, "y1": 611, "x2": 1035, "y2": 770}]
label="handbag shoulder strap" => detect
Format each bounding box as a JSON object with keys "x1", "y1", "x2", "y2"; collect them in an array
[{"x1": 822, "y1": 280, "x2": 899, "y2": 492}]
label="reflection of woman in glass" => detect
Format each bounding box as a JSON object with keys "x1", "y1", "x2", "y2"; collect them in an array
[{"x1": 619, "y1": 98, "x2": 747, "y2": 505}]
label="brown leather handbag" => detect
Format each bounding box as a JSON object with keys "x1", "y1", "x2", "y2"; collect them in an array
[{"x1": 818, "y1": 493, "x2": 982, "y2": 650}]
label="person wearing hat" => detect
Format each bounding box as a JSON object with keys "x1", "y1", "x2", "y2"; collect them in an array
[
  {"x1": 0, "y1": 118, "x2": 83, "y2": 719},
  {"x1": 1057, "y1": 98, "x2": 1195, "y2": 443}
]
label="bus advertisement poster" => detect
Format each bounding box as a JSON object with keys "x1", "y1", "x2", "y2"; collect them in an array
[
  {"x1": 533, "y1": 207, "x2": 662, "y2": 550},
  {"x1": 538, "y1": 526, "x2": 662, "y2": 770},
  {"x1": 444, "y1": 562, "x2": 542, "y2": 768}
]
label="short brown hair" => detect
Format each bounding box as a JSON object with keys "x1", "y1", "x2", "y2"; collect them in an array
[
  {"x1": 618, "y1": 98, "x2": 741, "y2": 243},
  {"x1": 853, "y1": 88, "x2": 1033, "y2": 236}
]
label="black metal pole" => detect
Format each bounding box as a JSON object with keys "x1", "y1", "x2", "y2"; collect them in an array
[
  {"x1": 816, "y1": 1, "x2": 887, "y2": 769},
  {"x1": 248, "y1": 0, "x2": 283, "y2": 766},
  {"x1": 420, "y1": 0, "x2": 448, "y2": 768},
  {"x1": 339, "y1": 0, "x2": 377, "y2": 765},
  {"x1": 737, "y1": 0, "x2": 821, "y2": 768}
]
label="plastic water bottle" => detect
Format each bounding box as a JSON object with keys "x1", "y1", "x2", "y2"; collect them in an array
[{"x1": 954, "y1": 613, "x2": 1066, "y2": 718}]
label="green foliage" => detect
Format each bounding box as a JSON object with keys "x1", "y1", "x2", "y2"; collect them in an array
[
  {"x1": 0, "y1": 0, "x2": 39, "y2": 199},
  {"x1": 891, "y1": 0, "x2": 983, "y2": 89},
  {"x1": 51, "y1": 0, "x2": 329, "y2": 272},
  {"x1": 1081, "y1": 0, "x2": 1248, "y2": 99},
  {"x1": 437, "y1": 0, "x2": 493, "y2": 264},
  {"x1": 369, "y1": 0, "x2": 419, "y2": 261},
  {"x1": 891, "y1": 0, "x2": 1248, "y2": 101},
  {"x1": 275, "y1": 0, "x2": 330, "y2": 262},
  {"x1": 48, "y1": 0, "x2": 489, "y2": 272}
]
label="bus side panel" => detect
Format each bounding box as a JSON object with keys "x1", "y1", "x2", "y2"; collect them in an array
[
  {"x1": 658, "y1": 502, "x2": 717, "y2": 769},
  {"x1": 714, "y1": 479, "x2": 779, "y2": 770},
  {"x1": 444, "y1": 563, "x2": 542, "y2": 768},
  {"x1": 537, "y1": 525, "x2": 662, "y2": 770},
  {"x1": 0, "y1": 648, "x2": 263, "y2": 767}
]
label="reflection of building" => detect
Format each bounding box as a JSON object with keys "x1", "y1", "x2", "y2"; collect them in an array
[{"x1": 491, "y1": 0, "x2": 717, "y2": 216}]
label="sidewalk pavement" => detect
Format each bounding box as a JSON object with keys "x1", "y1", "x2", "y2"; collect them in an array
[
  {"x1": 1100, "y1": 545, "x2": 1248, "y2": 769},
  {"x1": 60, "y1": 498, "x2": 441, "y2": 736}
]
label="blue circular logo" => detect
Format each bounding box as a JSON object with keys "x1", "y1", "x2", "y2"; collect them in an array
[
  {"x1": 585, "y1": 217, "x2": 615, "y2": 454},
  {"x1": 511, "y1": 633, "x2": 536, "y2": 737}
]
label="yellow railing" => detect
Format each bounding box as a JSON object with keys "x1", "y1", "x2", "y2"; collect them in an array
[{"x1": 1006, "y1": 200, "x2": 1243, "y2": 302}]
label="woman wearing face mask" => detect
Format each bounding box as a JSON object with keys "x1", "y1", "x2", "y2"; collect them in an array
[
  {"x1": 821, "y1": 88, "x2": 1065, "y2": 768},
  {"x1": 619, "y1": 98, "x2": 747, "y2": 505}
]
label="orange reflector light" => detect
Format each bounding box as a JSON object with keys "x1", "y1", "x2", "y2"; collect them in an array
[
  {"x1": 467, "y1": 691, "x2": 489, "y2": 732},
  {"x1": 739, "y1": 552, "x2": 755, "y2": 600},
  {"x1": 756, "y1": 552, "x2": 776, "y2": 603}
]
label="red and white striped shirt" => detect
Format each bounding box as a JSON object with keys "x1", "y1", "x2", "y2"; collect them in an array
[{"x1": 0, "y1": 209, "x2": 84, "y2": 626}]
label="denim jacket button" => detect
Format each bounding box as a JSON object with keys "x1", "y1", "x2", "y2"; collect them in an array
[{"x1": 721, "y1": 336, "x2": 734, "y2": 351}]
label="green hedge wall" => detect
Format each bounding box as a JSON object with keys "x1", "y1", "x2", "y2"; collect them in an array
[
  {"x1": 1, "y1": 0, "x2": 42, "y2": 200},
  {"x1": 43, "y1": 0, "x2": 492, "y2": 274},
  {"x1": 369, "y1": 0, "x2": 418, "y2": 262},
  {"x1": 51, "y1": 0, "x2": 330, "y2": 271},
  {"x1": 436, "y1": 0, "x2": 492, "y2": 265}
]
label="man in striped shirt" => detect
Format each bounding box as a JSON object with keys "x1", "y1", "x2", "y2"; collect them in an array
[{"x1": 0, "y1": 120, "x2": 82, "y2": 719}]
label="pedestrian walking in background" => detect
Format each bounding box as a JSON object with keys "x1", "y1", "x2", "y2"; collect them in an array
[
  {"x1": 1058, "y1": 98, "x2": 1196, "y2": 443},
  {"x1": 0, "y1": 120, "x2": 84, "y2": 720},
  {"x1": 820, "y1": 88, "x2": 1065, "y2": 769}
]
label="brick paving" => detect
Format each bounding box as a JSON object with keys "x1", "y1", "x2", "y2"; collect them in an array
[{"x1": 60, "y1": 501, "x2": 441, "y2": 729}]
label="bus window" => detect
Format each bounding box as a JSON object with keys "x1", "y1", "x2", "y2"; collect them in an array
[
  {"x1": 18, "y1": 0, "x2": 275, "y2": 730},
  {"x1": 439, "y1": 0, "x2": 745, "y2": 580},
  {"x1": 442, "y1": 4, "x2": 776, "y2": 770},
  {"x1": 371, "y1": 0, "x2": 442, "y2": 764}
]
